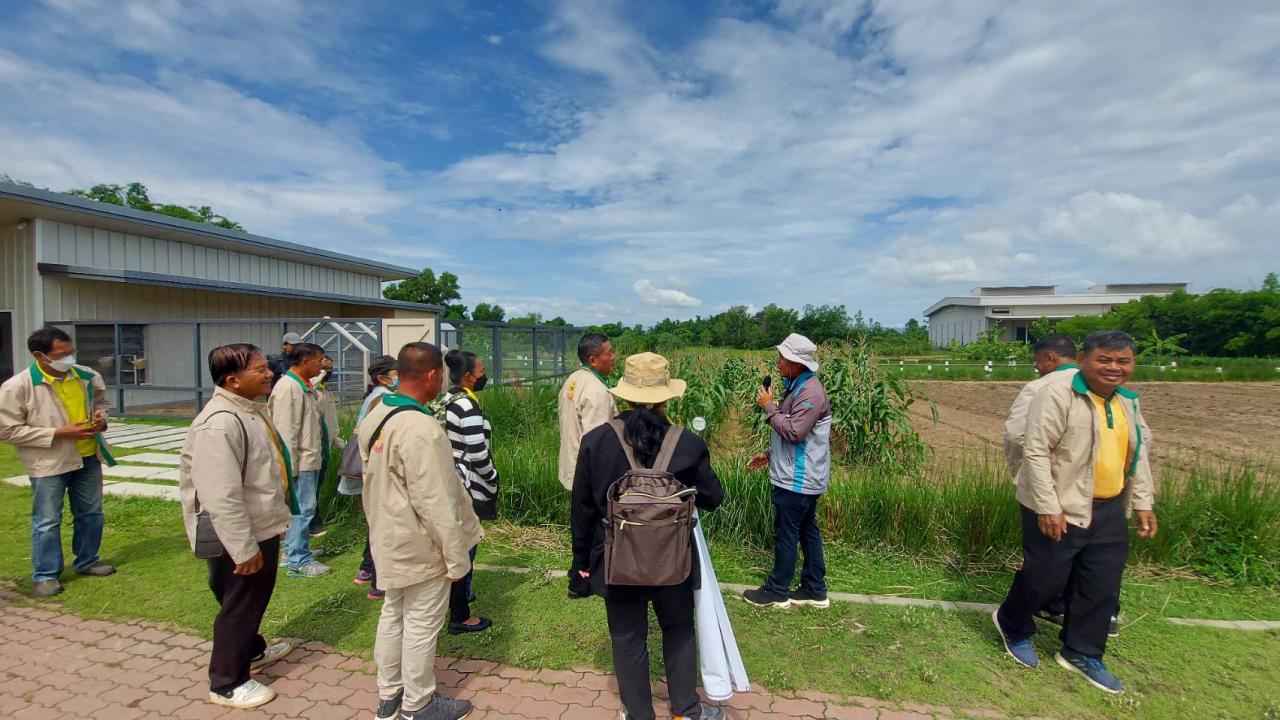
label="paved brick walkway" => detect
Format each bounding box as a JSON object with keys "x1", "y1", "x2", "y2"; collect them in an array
[{"x1": 0, "y1": 588, "x2": 1022, "y2": 720}]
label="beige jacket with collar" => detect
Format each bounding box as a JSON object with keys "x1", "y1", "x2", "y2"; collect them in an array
[
  {"x1": 557, "y1": 367, "x2": 618, "y2": 490},
  {"x1": 268, "y1": 371, "x2": 324, "y2": 473},
  {"x1": 1002, "y1": 365, "x2": 1079, "y2": 480},
  {"x1": 358, "y1": 395, "x2": 483, "y2": 591},
  {"x1": 0, "y1": 363, "x2": 114, "y2": 478},
  {"x1": 179, "y1": 387, "x2": 294, "y2": 564},
  {"x1": 1017, "y1": 373, "x2": 1155, "y2": 529}
]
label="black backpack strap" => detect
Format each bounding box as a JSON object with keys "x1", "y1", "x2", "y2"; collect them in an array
[
  {"x1": 651, "y1": 424, "x2": 683, "y2": 473},
  {"x1": 608, "y1": 420, "x2": 640, "y2": 470},
  {"x1": 365, "y1": 405, "x2": 422, "y2": 456}
]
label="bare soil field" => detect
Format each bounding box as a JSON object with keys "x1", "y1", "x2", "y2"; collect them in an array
[{"x1": 910, "y1": 381, "x2": 1280, "y2": 465}]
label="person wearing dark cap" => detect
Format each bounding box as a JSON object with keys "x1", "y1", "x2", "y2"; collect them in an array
[{"x1": 268, "y1": 333, "x2": 303, "y2": 389}]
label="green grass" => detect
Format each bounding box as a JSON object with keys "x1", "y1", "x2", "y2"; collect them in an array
[{"x1": 0, "y1": 470, "x2": 1277, "y2": 719}]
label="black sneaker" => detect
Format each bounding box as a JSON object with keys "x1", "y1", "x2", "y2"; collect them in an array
[
  {"x1": 400, "y1": 693, "x2": 472, "y2": 720},
  {"x1": 742, "y1": 587, "x2": 791, "y2": 608},
  {"x1": 1034, "y1": 609, "x2": 1065, "y2": 627},
  {"x1": 447, "y1": 617, "x2": 493, "y2": 635},
  {"x1": 1109, "y1": 615, "x2": 1120, "y2": 638},
  {"x1": 376, "y1": 689, "x2": 404, "y2": 720},
  {"x1": 309, "y1": 523, "x2": 327, "y2": 538},
  {"x1": 788, "y1": 588, "x2": 830, "y2": 609}
]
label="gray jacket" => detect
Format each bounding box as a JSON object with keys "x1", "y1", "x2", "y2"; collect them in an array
[{"x1": 765, "y1": 371, "x2": 833, "y2": 495}]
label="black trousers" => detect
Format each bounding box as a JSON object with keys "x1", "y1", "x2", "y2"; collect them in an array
[
  {"x1": 207, "y1": 537, "x2": 280, "y2": 695},
  {"x1": 449, "y1": 545, "x2": 479, "y2": 623},
  {"x1": 605, "y1": 584, "x2": 702, "y2": 720},
  {"x1": 764, "y1": 487, "x2": 827, "y2": 596},
  {"x1": 360, "y1": 535, "x2": 376, "y2": 577},
  {"x1": 998, "y1": 499, "x2": 1128, "y2": 657}
]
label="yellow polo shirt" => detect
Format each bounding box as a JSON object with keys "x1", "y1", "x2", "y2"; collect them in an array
[
  {"x1": 38, "y1": 365, "x2": 97, "y2": 458},
  {"x1": 1089, "y1": 391, "x2": 1128, "y2": 499}
]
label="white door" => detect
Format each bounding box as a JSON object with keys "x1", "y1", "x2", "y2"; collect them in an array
[{"x1": 382, "y1": 318, "x2": 437, "y2": 358}]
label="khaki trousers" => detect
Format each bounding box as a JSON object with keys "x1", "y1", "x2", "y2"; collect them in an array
[{"x1": 375, "y1": 575, "x2": 451, "y2": 711}]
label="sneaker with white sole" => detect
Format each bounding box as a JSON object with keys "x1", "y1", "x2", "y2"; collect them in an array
[
  {"x1": 250, "y1": 640, "x2": 294, "y2": 670},
  {"x1": 210, "y1": 679, "x2": 277, "y2": 709},
  {"x1": 1056, "y1": 649, "x2": 1123, "y2": 694},
  {"x1": 743, "y1": 587, "x2": 791, "y2": 608},
  {"x1": 375, "y1": 688, "x2": 403, "y2": 720},
  {"x1": 287, "y1": 560, "x2": 331, "y2": 578},
  {"x1": 993, "y1": 608, "x2": 1039, "y2": 668},
  {"x1": 788, "y1": 588, "x2": 830, "y2": 609}
]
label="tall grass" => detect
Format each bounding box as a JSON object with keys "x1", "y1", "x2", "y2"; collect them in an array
[{"x1": 479, "y1": 380, "x2": 1280, "y2": 587}]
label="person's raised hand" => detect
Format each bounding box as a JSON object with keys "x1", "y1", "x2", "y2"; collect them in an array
[
  {"x1": 756, "y1": 386, "x2": 774, "y2": 409},
  {"x1": 1037, "y1": 513, "x2": 1067, "y2": 542},
  {"x1": 54, "y1": 424, "x2": 98, "y2": 440},
  {"x1": 746, "y1": 452, "x2": 769, "y2": 471}
]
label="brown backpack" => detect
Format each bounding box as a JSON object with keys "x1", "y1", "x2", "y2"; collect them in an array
[{"x1": 603, "y1": 420, "x2": 697, "y2": 586}]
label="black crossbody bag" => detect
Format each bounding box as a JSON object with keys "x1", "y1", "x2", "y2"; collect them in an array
[{"x1": 194, "y1": 411, "x2": 249, "y2": 560}]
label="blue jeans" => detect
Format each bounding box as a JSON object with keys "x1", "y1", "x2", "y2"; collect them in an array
[
  {"x1": 284, "y1": 470, "x2": 320, "y2": 568},
  {"x1": 29, "y1": 456, "x2": 105, "y2": 582},
  {"x1": 763, "y1": 486, "x2": 827, "y2": 596}
]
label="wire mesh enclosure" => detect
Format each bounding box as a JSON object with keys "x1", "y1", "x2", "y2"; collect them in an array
[{"x1": 443, "y1": 321, "x2": 586, "y2": 387}]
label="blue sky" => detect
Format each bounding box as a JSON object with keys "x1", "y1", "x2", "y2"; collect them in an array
[{"x1": 2, "y1": 0, "x2": 1279, "y2": 326}]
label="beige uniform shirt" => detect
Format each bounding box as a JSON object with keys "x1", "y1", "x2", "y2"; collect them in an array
[
  {"x1": 0, "y1": 364, "x2": 113, "y2": 478},
  {"x1": 268, "y1": 372, "x2": 324, "y2": 473},
  {"x1": 358, "y1": 396, "x2": 483, "y2": 590},
  {"x1": 179, "y1": 387, "x2": 292, "y2": 563},
  {"x1": 1002, "y1": 365, "x2": 1078, "y2": 480},
  {"x1": 557, "y1": 367, "x2": 618, "y2": 490}
]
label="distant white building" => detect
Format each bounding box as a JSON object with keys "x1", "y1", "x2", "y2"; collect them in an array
[{"x1": 924, "y1": 283, "x2": 1188, "y2": 347}]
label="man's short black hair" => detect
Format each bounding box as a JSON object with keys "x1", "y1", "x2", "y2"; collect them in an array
[
  {"x1": 209, "y1": 343, "x2": 262, "y2": 387},
  {"x1": 27, "y1": 326, "x2": 72, "y2": 355},
  {"x1": 1083, "y1": 330, "x2": 1137, "y2": 355},
  {"x1": 398, "y1": 342, "x2": 443, "y2": 381},
  {"x1": 287, "y1": 342, "x2": 325, "y2": 366},
  {"x1": 577, "y1": 332, "x2": 610, "y2": 364},
  {"x1": 1032, "y1": 334, "x2": 1077, "y2": 358}
]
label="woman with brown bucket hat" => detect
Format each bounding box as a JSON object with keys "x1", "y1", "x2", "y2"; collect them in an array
[{"x1": 570, "y1": 352, "x2": 727, "y2": 720}]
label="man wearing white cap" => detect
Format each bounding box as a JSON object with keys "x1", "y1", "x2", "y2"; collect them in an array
[{"x1": 743, "y1": 333, "x2": 832, "y2": 609}]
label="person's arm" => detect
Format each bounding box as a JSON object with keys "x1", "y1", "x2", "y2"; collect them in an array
[
  {"x1": 321, "y1": 393, "x2": 344, "y2": 450},
  {"x1": 1003, "y1": 385, "x2": 1034, "y2": 477},
  {"x1": 189, "y1": 418, "x2": 259, "y2": 564},
  {"x1": 0, "y1": 382, "x2": 58, "y2": 448},
  {"x1": 570, "y1": 438, "x2": 598, "y2": 574},
  {"x1": 764, "y1": 385, "x2": 824, "y2": 443},
  {"x1": 267, "y1": 385, "x2": 301, "y2": 466},
  {"x1": 1128, "y1": 404, "x2": 1157, "y2": 537},
  {"x1": 450, "y1": 402, "x2": 498, "y2": 482},
  {"x1": 400, "y1": 426, "x2": 477, "y2": 580},
  {"x1": 1021, "y1": 385, "x2": 1068, "y2": 516},
  {"x1": 90, "y1": 372, "x2": 111, "y2": 429}
]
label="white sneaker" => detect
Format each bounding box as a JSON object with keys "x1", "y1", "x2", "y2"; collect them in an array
[
  {"x1": 251, "y1": 640, "x2": 295, "y2": 670},
  {"x1": 210, "y1": 679, "x2": 277, "y2": 709},
  {"x1": 287, "y1": 560, "x2": 332, "y2": 578}
]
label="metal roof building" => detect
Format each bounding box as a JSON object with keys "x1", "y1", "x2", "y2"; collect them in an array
[
  {"x1": 0, "y1": 182, "x2": 439, "y2": 408},
  {"x1": 923, "y1": 283, "x2": 1188, "y2": 347}
]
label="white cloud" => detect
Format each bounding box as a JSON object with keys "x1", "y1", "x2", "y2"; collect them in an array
[
  {"x1": 632, "y1": 279, "x2": 702, "y2": 308},
  {"x1": 1037, "y1": 191, "x2": 1232, "y2": 262},
  {"x1": 486, "y1": 34, "x2": 504, "y2": 45}
]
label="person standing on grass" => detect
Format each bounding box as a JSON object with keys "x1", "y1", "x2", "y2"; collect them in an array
[
  {"x1": 443, "y1": 350, "x2": 498, "y2": 636},
  {"x1": 359, "y1": 342, "x2": 482, "y2": 720},
  {"x1": 179, "y1": 343, "x2": 298, "y2": 710},
  {"x1": 993, "y1": 330, "x2": 1157, "y2": 695},
  {"x1": 559, "y1": 331, "x2": 618, "y2": 598},
  {"x1": 345, "y1": 354, "x2": 397, "y2": 600},
  {"x1": 571, "y1": 352, "x2": 725, "y2": 720},
  {"x1": 308, "y1": 353, "x2": 345, "y2": 539},
  {"x1": 267, "y1": 342, "x2": 331, "y2": 578},
  {"x1": 0, "y1": 326, "x2": 116, "y2": 598},
  {"x1": 743, "y1": 333, "x2": 832, "y2": 610}
]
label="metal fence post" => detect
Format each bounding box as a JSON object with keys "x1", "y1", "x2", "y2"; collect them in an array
[
  {"x1": 113, "y1": 323, "x2": 124, "y2": 414},
  {"x1": 193, "y1": 322, "x2": 203, "y2": 411},
  {"x1": 492, "y1": 325, "x2": 503, "y2": 386},
  {"x1": 531, "y1": 327, "x2": 539, "y2": 382}
]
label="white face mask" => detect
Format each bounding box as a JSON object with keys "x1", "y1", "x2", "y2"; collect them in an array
[{"x1": 46, "y1": 354, "x2": 77, "y2": 372}]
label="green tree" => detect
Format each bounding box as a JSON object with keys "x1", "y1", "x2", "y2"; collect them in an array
[
  {"x1": 383, "y1": 268, "x2": 467, "y2": 317},
  {"x1": 1137, "y1": 328, "x2": 1189, "y2": 363},
  {"x1": 67, "y1": 181, "x2": 244, "y2": 230},
  {"x1": 1028, "y1": 316, "x2": 1054, "y2": 344},
  {"x1": 1263, "y1": 272, "x2": 1279, "y2": 294},
  {"x1": 754, "y1": 304, "x2": 798, "y2": 347},
  {"x1": 797, "y1": 304, "x2": 851, "y2": 344},
  {"x1": 471, "y1": 303, "x2": 506, "y2": 322}
]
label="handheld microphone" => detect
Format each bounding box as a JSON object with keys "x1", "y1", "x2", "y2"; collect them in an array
[{"x1": 756, "y1": 376, "x2": 772, "y2": 413}]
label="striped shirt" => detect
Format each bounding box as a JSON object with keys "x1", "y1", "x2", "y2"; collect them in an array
[{"x1": 444, "y1": 388, "x2": 499, "y2": 520}]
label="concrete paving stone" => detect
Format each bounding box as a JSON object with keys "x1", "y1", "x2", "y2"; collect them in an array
[
  {"x1": 880, "y1": 712, "x2": 935, "y2": 720},
  {"x1": 103, "y1": 482, "x2": 180, "y2": 500},
  {"x1": 509, "y1": 696, "x2": 567, "y2": 719},
  {"x1": 150, "y1": 440, "x2": 189, "y2": 451},
  {"x1": 112, "y1": 431, "x2": 191, "y2": 447},
  {"x1": 561, "y1": 702, "x2": 619, "y2": 719},
  {"x1": 825, "y1": 705, "x2": 879, "y2": 720},
  {"x1": 103, "y1": 464, "x2": 172, "y2": 479}
]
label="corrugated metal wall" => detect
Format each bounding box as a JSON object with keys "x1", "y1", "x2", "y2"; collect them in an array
[
  {"x1": 42, "y1": 277, "x2": 345, "y2": 322},
  {"x1": 0, "y1": 222, "x2": 39, "y2": 375},
  {"x1": 38, "y1": 220, "x2": 382, "y2": 298}
]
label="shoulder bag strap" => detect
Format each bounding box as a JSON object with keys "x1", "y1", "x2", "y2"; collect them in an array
[
  {"x1": 365, "y1": 405, "x2": 421, "y2": 457},
  {"x1": 196, "y1": 410, "x2": 249, "y2": 512},
  {"x1": 651, "y1": 424, "x2": 683, "y2": 473},
  {"x1": 607, "y1": 420, "x2": 640, "y2": 470}
]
